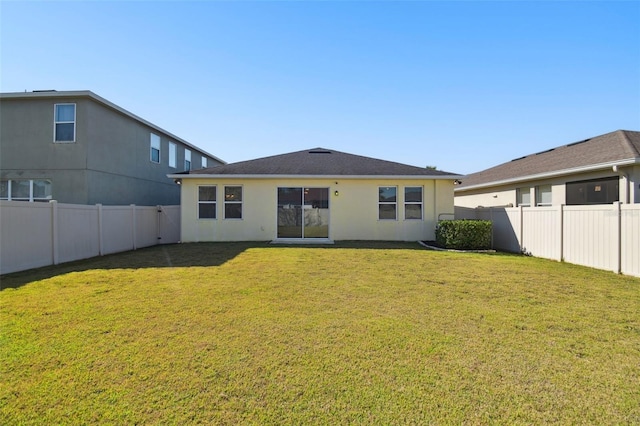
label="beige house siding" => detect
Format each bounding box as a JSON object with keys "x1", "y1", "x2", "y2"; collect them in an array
[
  {"x1": 180, "y1": 178, "x2": 454, "y2": 242},
  {"x1": 455, "y1": 166, "x2": 640, "y2": 209}
]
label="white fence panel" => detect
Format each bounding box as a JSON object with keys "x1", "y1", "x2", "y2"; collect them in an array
[
  {"x1": 101, "y1": 206, "x2": 135, "y2": 255},
  {"x1": 0, "y1": 201, "x2": 53, "y2": 274},
  {"x1": 57, "y1": 204, "x2": 100, "y2": 264},
  {"x1": 135, "y1": 207, "x2": 160, "y2": 249},
  {"x1": 0, "y1": 201, "x2": 181, "y2": 275},
  {"x1": 159, "y1": 206, "x2": 181, "y2": 244},
  {"x1": 563, "y1": 205, "x2": 619, "y2": 273},
  {"x1": 522, "y1": 207, "x2": 561, "y2": 261},
  {"x1": 456, "y1": 203, "x2": 640, "y2": 277},
  {"x1": 621, "y1": 205, "x2": 640, "y2": 277},
  {"x1": 492, "y1": 208, "x2": 521, "y2": 253}
]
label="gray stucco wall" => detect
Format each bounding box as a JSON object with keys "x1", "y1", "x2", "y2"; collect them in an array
[{"x1": 1, "y1": 93, "x2": 223, "y2": 206}]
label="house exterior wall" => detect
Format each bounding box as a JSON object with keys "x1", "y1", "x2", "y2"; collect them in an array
[
  {"x1": 0, "y1": 92, "x2": 223, "y2": 206},
  {"x1": 455, "y1": 166, "x2": 639, "y2": 208},
  {"x1": 179, "y1": 177, "x2": 454, "y2": 242}
]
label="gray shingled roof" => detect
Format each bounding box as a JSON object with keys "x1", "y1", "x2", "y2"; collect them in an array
[
  {"x1": 186, "y1": 148, "x2": 460, "y2": 177},
  {"x1": 457, "y1": 130, "x2": 640, "y2": 190}
]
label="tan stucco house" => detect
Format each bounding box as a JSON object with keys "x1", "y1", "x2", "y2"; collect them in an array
[
  {"x1": 455, "y1": 130, "x2": 640, "y2": 209},
  {"x1": 169, "y1": 148, "x2": 460, "y2": 243}
]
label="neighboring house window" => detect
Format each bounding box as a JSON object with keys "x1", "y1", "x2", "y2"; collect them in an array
[
  {"x1": 566, "y1": 177, "x2": 619, "y2": 205},
  {"x1": 202, "y1": 157, "x2": 207, "y2": 169},
  {"x1": 54, "y1": 103, "x2": 76, "y2": 142},
  {"x1": 536, "y1": 185, "x2": 552, "y2": 206},
  {"x1": 185, "y1": 149, "x2": 192, "y2": 171},
  {"x1": 516, "y1": 187, "x2": 531, "y2": 207},
  {"x1": 0, "y1": 179, "x2": 52, "y2": 202},
  {"x1": 379, "y1": 186, "x2": 397, "y2": 220},
  {"x1": 150, "y1": 133, "x2": 161, "y2": 163},
  {"x1": 404, "y1": 186, "x2": 423, "y2": 220},
  {"x1": 198, "y1": 186, "x2": 216, "y2": 219},
  {"x1": 169, "y1": 142, "x2": 177, "y2": 168},
  {"x1": 224, "y1": 186, "x2": 243, "y2": 219}
]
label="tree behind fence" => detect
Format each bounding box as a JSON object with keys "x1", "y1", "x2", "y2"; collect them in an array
[{"x1": 0, "y1": 201, "x2": 180, "y2": 275}]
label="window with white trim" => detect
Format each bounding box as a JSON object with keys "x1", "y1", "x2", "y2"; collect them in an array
[
  {"x1": 54, "y1": 103, "x2": 76, "y2": 142},
  {"x1": 169, "y1": 142, "x2": 177, "y2": 168},
  {"x1": 224, "y1": 186, "x2": 243, "y2": 219},
  {"x1": 378, "y1": 186, "x2": 397, "y2": 220},
  {"x1": 201, "y1": 157, "x2": 207, "y2": 169},
  {"x1": 150, "y1": 133, "x2": 161, "y2": 163},
  {"x1": 185, "y1": 149, "x2": 192, "y2": 171},
  {"x1": 0, "y1": 179, "x2": 52, "y2": 202},
  {"x1": 516, "y1": 187, "x2": 531, "y2": 207},
  {"x1": 404, "y1": 186, "x2": 423, "y2": 219},
  {"x1": 198, "y1": 186, "x2": 216, "y2": 219},
  {"x1": 536, "y1": 185, "x2": 552, "y2": 206}
]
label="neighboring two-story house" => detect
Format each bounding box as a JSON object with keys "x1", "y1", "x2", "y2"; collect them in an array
[{"x1": 0, "y1": 90, "x2": 225, "y2": 205}]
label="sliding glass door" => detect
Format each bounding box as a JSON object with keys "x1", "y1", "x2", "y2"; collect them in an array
[{"x1": 277, "y1": 187, "x2": 329, "y2": 239}]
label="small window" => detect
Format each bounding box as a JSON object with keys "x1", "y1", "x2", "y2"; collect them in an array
[
  {"x1": 536, "y1": 185, "x2": 552, "y2": 206},
  {"x1": 224, "y1": 186, "x2": 243, "y2": 219},
  {"x1": 517, "y1": 187, "x2": 531, "y2": 207},
  {"x1": 54, "y1": 104, "x2": 76, "y2": 142},
  {"x1": 0, "y1": 180, "x2": 8, "y2": 200},
  {"x1": 404, "y1": 186, "x2": 423, "y2": 220},
  {"x1": 379, "y1": 186, "x2": 397, "y2": 220},
  {"x1": 201, "y1": 157, "x2": 207, "y2": 169},
  {"x1": 185, "y1": 149, "x2": 192, "y2": 171},
  {"x1": 150, "y1": 134, "x2": 161, "y2": 163},
  {"x1": 169, "y1": 142, "x2": 177, "y2": 168},
  {"x1": 198, "y1": 185, "x2": 216, "y2": 219},
  {"x1": 0, "y1": 179, "x2": 52, "y2": 202}
]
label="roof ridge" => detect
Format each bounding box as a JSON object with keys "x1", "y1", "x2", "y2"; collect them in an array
[{"x1": 618, "y1": 130, "x2": 640, "y2": 157}]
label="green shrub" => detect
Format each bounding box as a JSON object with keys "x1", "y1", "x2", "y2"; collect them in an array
[{"x1": 436, "y1": 220, "x2": 492, "y2": 250}]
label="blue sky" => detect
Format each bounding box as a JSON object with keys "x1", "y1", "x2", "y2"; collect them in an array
[{"x1": 2, "y1": 1, "x2": 639, "y2": 175}]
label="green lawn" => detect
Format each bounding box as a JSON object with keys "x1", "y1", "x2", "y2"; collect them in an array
[{"x1": 1, "y1": 242, "x2": 639, "y2": 424}]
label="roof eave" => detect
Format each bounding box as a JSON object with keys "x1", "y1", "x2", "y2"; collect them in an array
[
  {"x1": 455, "y1": 158, "x2": 640, "y2": 193},
  {"x1": 1, "y1": 90, "x2": 227, "y2": 165},
  {"x1": 168, "y1": 173, "x2": 463, "y2": 180}
]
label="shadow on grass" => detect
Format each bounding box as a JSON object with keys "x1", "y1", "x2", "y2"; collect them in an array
[{"x1": 0, "y1": 241, "x2": 429, "y2": 290}]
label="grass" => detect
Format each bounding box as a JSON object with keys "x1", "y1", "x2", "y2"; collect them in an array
[{"x1": 1, "y1": 242, "x2": 639, "y2": 424}]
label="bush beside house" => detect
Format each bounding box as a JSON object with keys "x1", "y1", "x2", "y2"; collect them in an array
[{"x1": 436, "y1": 220, "x2": 492, "y2": 250}]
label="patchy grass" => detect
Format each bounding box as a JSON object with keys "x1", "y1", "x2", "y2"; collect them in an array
[{"x1": 1, "y1": 242, "x2": 639, "y2": 424}]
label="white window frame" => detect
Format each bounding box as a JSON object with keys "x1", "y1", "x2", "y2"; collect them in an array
[
  {"x1": 536, "y1": 185, "x2": 552, "y2": 206},
  {"x1": 54, "y1": 103, "x2": 76, "y2": 143},
  {"x1": 198, "y1": 185, "x2": 217, "y2": 219},
  {"x1": 404, "y1": 186, "x2": 423, "y2": 220},
  {"x1": 185, "y1": 149, "x2": 192, "y2": 171},
  {"x1": 224, "y1": 185, "x2": 243, "y2": 219},
  {"x1": 0, "y1": 179, "x2": 52, "y2": 202},
  {"x1": 378, "y1": 186, "x2": 397, "y2": 220},
  {"x1": 168, "y1": 142, "x2": 177, "y2": 168},
  {"x1": 150, "y1": 133, "x2": 161, "y2": 164},
  {"x1": 517, "y1": 187, "x2": 531, "y2": 207},
  {"x1": 201, "y1": 156, "x2": 207, "y2": 169}
]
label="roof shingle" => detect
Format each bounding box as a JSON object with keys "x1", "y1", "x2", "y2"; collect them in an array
[
  {"x1": 457, "y1": 130, "x2": 640, "y2": 189},
  {"x1": 187, "y1": 148, "x2": 459, "y2": 177}
]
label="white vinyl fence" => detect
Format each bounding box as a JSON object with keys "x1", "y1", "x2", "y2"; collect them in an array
[
  {"x1": 0, "y1": 201, "x2": 180, "y2": 275},
  {"x1": 455, "y1": 203, "x2": 640, "y2": 277}
]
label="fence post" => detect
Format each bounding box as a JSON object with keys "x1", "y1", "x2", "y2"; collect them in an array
[
  {"x1": 157, "y1": 205, "x2": 163, "y2": 244},
  {"x1": 97, "y1": 204, "x2": 104, "y2": 256},
  {"x1": 131, "y1": 204, "x2": 137, "y2": 250},
  {"x1": 615, "y1": 202, "x2": 621, "y2": 274},
  {"x1": 50, "y1": 200, "x2": 59, "y2": 265},
  {"x1": 559, "y1": 204, "x2": 564, "y2": 261},
  {"x1": 518, "y1": 205, "x2": 524, "y2": 253}
]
